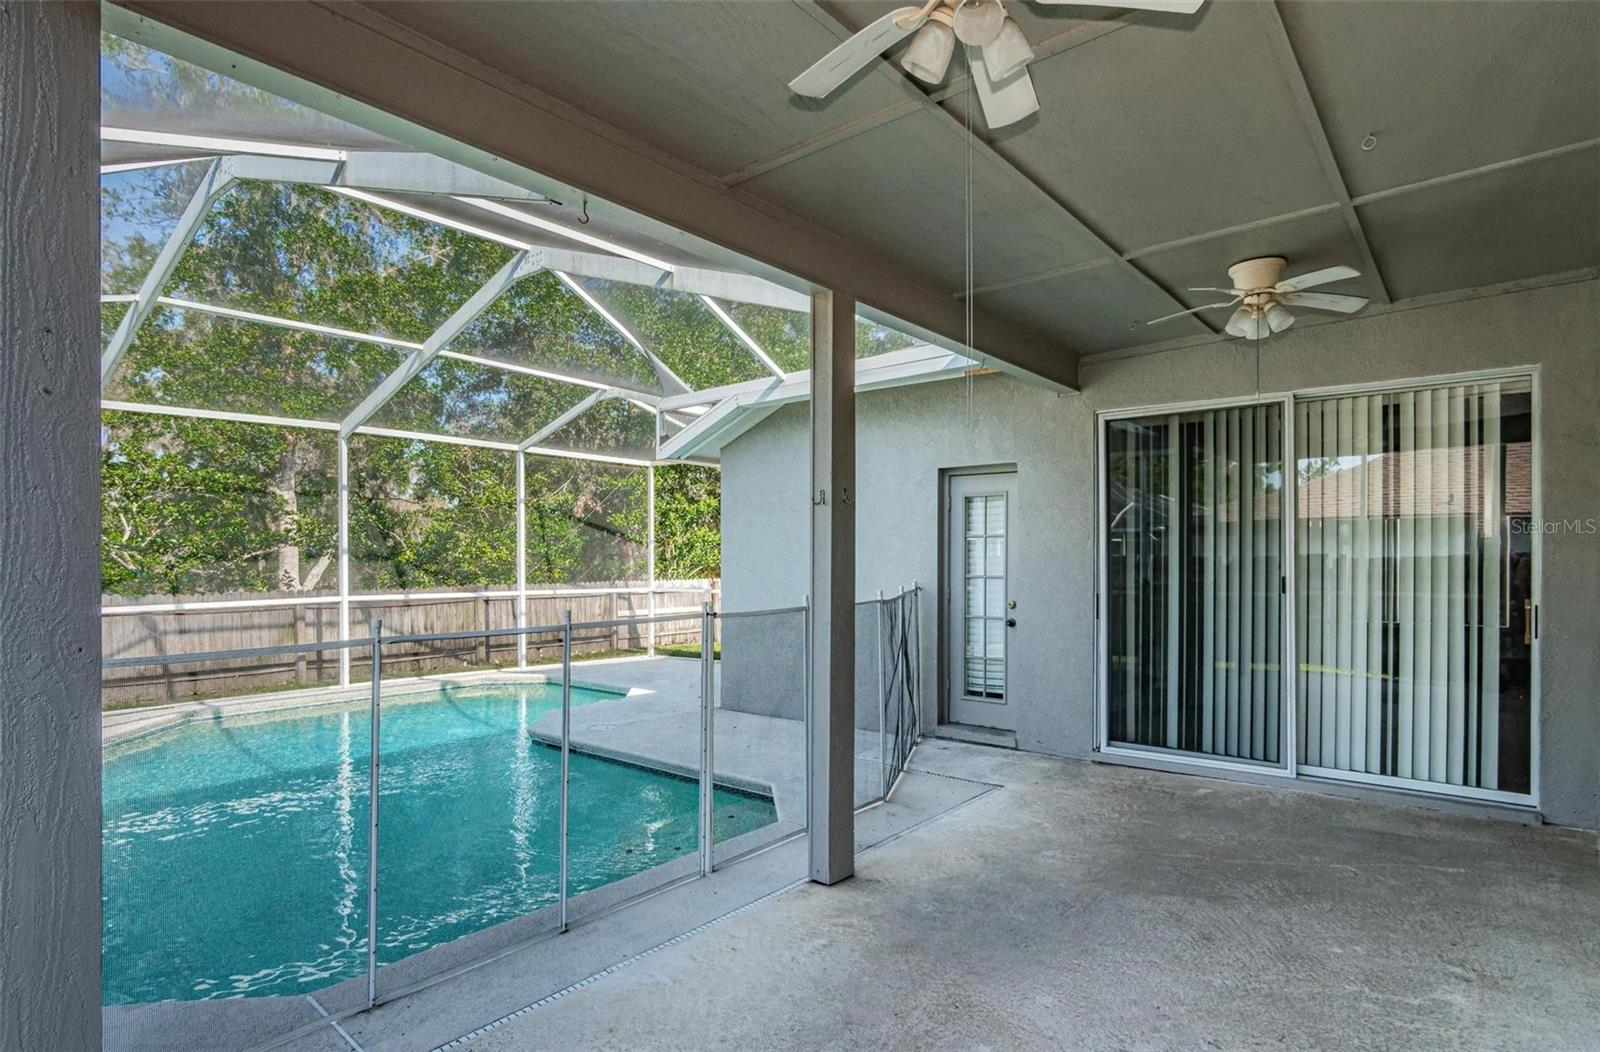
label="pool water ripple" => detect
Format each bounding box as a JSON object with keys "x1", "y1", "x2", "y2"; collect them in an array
[{"x1": 102, "y1": 682, "x2": 775, "y2": 1004}]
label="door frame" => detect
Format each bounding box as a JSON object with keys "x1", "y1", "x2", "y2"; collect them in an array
[
  {"x1": 1092, "y1": 367, "x2": 1542, "y2": 808},
  {"x1": 1093, "y1": 393, "x2": 1298, "y2": 780},
  {"x1": 939, "y1": 463, "x2": 1018, "y2": 731}
]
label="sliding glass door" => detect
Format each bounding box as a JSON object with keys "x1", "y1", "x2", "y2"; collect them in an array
[
  {"x1": 1101, "y1": 402, "x2": 1287, "y2": 767},
  {"x1": 1097, "y1": 374, "x2": 1537, "y2": 803},
  {"x1": 1294, "y1": 378, "x2": 1534, "y2": 797}
]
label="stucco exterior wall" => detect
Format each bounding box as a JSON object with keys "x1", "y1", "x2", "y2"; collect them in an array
[{"x1": 720, "y1": 277, "x2": 1600, "y2": 829}]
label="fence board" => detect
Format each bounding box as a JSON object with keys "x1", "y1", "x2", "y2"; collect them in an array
[{"x1": 102, "y1": 580, "x2": 718, "y2": 706}]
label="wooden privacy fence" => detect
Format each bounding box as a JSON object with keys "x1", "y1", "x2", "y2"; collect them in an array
[{"x1": 101, "y1": 580, "x2": 719, "y2": 706}]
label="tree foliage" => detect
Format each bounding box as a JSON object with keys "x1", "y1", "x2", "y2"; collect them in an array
[{"x1": 101, "y1": 173, "x2": 724, "y2": 597}]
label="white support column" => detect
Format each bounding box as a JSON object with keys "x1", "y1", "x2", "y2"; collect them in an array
[
  {"x1": 647, "y1": 462, "x2": 657, "y2": 657},
  {"x1": 337, "y1": 436, "x2": 352, "y2": 686},
  {"x1": 808, "y1": 289, "x2": 855, "y2": 886},
  {"x1": 101, "y1": 157, "x2": 231, "y2": 384},
  {"x1": 1, "y1": 2, "x2": 103, "y2": 1044},
  {"x1": 516, "y1": 451, "x2": 528, "y2": 668}
]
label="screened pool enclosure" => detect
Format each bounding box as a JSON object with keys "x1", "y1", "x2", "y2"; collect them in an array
[
  {"x1": 97, "y1": 34, "x2": 956, "y2": 700},
  {"x1": 96, "y1": 34, "x2": 931, "y2": 1045}
]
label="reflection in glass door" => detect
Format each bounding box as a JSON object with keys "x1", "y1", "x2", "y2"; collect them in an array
[
  {"x1": 1294, "y1": 378, "x2": 1534, "y2": 796},
  {"x1": 1102, "y1": 403, "x2": 1285, "y2": 765}
]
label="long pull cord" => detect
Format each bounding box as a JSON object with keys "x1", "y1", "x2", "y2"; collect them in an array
[{"x1": 965, "y1": 60, "x2": 976, "y2": 431}]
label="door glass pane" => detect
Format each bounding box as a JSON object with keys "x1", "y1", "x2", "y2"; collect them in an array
[
  {"x1": 1295, "y1": 379, "x2": 1533, "y2": 794},
  {"x1": 962, "y1": 494, "x2": 1007, "y2": 702},
  {"x1": 1104, "y1": 405, "x2": 1285, "y2": 764}
]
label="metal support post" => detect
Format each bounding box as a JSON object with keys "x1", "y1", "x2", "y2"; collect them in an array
[
  {"x1": 647, "y1": 464, "x2": 657, "y2": 657},
  {"x1": 365, "y1": 617, "x2": 382, "y2": 1007},
  {"x1": 877, "y1": 590, "x2": 888, "y2": 799},
  {"x1": 338, "y1": 436, "x2": 352, "y2": 686},
  {"x1": 558, "y1": 610, "x2": 572, "y2": 931},
  {"x1": 699, "y1": 601, "x2": 716, "y2": 876},
  {"x1": 515, "y1": 451, "x2": 528, "y2": 668}
]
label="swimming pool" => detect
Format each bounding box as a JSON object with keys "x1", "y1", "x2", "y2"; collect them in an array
[{"x1": 102, "y1": 681, "x2": 776, "y2": 1005}]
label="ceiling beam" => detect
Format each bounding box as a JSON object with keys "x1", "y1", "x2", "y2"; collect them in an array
[
  {"x1": 1350, "y1": 138, "x2": 1600, "y2": 208},
  {"x1": 792, "y1": 1, "x2": 1215, "y2": 336},
  {"x1": 108, "y1": 1, "x2": 1080, "y2": 389},
  {"x1": 1258, "y1": 2, "x2": 1391, "y2": 306},
  {"x1": 719, "y1": 18, "x2": 1129, "y2": 187},
  {"x1": 959, "y1": 203, "x2": 1347, "y2": 299}
]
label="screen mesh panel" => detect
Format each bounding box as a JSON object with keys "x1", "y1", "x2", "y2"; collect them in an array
[
  {"x1": 169, "y1": 181, "x2": 517, "y2": 343},
  {"x1": 448, "y1": 270, "x2": 662, "y2": 393},
  {"x1": 106, "y1": 306, "x2": 407, "y2": 421}
]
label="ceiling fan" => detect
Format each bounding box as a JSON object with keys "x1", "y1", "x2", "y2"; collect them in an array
[
  {"x1": 1147, "y1": 256, "x2": 1370, "y2": 340},
  {"x1": 789, "y1": 0, "x2": 1206, "y2": 129}
]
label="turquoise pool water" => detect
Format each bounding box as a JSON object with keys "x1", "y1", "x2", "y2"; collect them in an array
[{"x1": 102, "y1": 681, "x2": 776, "y2": 1005}]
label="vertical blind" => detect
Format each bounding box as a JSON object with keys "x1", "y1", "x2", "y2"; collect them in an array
[
  {"x1": 1295, "y1": 379, "x2": 1532, "y2": 792},
  {"x1": 1105, "y1": 404, "x2": 1284, "y2": 763}
]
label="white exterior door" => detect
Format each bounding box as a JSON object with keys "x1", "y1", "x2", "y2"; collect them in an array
[{"x1": 946, "y1": 472, "x2": 1018, "y2": 731}]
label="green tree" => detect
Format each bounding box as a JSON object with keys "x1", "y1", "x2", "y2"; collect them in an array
[{"x1": 102, "y1": 179, "x2": 723, "y2": 596}]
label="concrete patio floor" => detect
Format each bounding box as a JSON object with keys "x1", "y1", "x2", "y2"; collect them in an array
[{"x1": 453, "y1": 740, "x2": 1599, "y2": 1052}]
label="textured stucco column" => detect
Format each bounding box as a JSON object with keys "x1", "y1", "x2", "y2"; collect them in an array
[
  {"x1": 0, "y1": 2, "x2": 103, "y2": 1046},
  {"x1": 808, "y1": 290, "x2": 855, "y2": 885}
]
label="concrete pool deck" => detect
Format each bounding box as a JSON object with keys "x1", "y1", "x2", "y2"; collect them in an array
[{"x1": 441, "y1": 742, "x2": 1600, "y2": 1052}]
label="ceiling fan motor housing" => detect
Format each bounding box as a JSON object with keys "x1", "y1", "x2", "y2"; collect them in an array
[{"x1": 1228, "y1": 256, "x2": 1288, "y2": 309}]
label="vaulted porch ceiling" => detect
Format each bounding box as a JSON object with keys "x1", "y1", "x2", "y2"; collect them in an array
[{"x1": 112, "y1": 1, "x2": 1600, "y2": 384}]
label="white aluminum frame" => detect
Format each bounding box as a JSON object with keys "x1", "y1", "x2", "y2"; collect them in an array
[
  {"x1": 101, "y1": 158, "x2": 228, "y2": 383},
  {"x1": 101, "y1": 126, "x2": 347, "y2": 160},
  {"x1": 455, "y1": 195, "x2": 678, "y2": 273},
  {"x1": 1094, "y1": 392, "x2": 1298, "y2": 781},
  {"x1": 1093, "y1": 368, "x2": 1543, "y2": 809},
  {"x1": 1286, "y1": 365, "x2": 1543, "y2": 809},
  {"x1": 698, "y1": 295, "x2": 787, "y2": 380},
  {"x1": 554, "y1": 271, "x2": 690, "y2": 394}
]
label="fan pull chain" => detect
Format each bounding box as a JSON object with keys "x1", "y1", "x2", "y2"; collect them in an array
[{"x1": 965, "y1": 62, "x2": 976, "y2": 432}]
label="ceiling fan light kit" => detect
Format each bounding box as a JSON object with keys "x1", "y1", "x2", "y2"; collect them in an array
[
  {"x1": 789, "y1": 0, "x2": 1204, "y2": 130},
  {"x1": 1147, "y1": 256, "x2": 1371, "y2": 340},
  {"x1": 902, "y1": 17, "x2": 956, "y2": 85},
  {"x1": 952, "y1": 0, "x2": 1007, "y2": 47},
  {"x1": 982, "y1": 17, "x2": 1035, "y2": 81}
]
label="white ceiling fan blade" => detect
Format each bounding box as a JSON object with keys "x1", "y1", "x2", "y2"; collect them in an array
[
  {"x1": 789, "y1": 6, "x2": 927, "y2": 98},
  {"x1": 966, "y1": 45, "x2": 1039, "y2": 129},
  {"x1": 1031, "y1": 0, "x2": 1206, "y2": 13},
  {"x1": 1275, "y1": 264, "x2": 1360, "y2": 292},
  {"x1": 1281, "y1": 291, "x2": 1369, "y2": 314},
  {"x1": 1146, "y1": 298, "x2": 1239, "y2": 326},
  {"x1": 1188, "y1": 286, "x2": 1244, "y2": 295}
]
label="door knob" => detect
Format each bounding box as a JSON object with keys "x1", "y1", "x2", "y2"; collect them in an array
[{"x1": 1006, "y1": 618, "x2": 1017, "y2": 628}]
